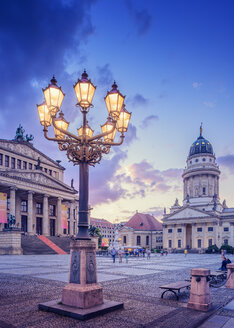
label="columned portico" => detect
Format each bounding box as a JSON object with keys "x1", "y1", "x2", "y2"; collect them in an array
[
  {"x1": 57, "y1": 197, "x2": 62, "y2": 235},
  {"x1": 28, "y1": 191, "x2": 34, "y2": 235},
  {"x1": 43, "y1": 195, "x2": 49, "y2": 236},
  {"x1": 10, "y1": 187, "x2": 16, "y2": 216}
]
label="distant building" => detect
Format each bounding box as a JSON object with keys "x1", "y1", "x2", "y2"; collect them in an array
[
  {"x1": 163, "y1": 127, "x2": 234, "y2": 251},
  {"x1": 119, "y1": 212, "x2": 163, "y2": 249},
  {"x1": 0, "y1": 126, "x2": 78, "y2": 236},
  {"x1": 90, "y1": 217, "x2": 115, "y2": 245}
]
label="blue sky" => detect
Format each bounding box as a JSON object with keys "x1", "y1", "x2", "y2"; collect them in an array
[{"x1": 0, "y1": 0, "x2": 234, "y2": 222}]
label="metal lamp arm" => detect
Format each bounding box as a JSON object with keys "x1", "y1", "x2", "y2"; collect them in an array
[
  {"x1": 103, "y1": 135, "x2": 125, "y2": 146},
  {"x1": 43, "y1": 128, "x2": 68, "y2": 143},
  {"x1": 88, "y1": 121, "x2": 116, "y2": 142},
  {"x1": 51, "y1": 117, "x2": 82, "y2": 142}
]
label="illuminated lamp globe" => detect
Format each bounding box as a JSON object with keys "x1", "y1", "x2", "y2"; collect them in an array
[
  {"x1": 74, "y1": 70, "x2": 96, "y2": 109},
  {"x1": 37, "y1": 102, "x2": 52, "y2": 127},
  {"x1": 116, "y1": 104, "x2": 131, "y2": 133},
  {"x1": 78, "y1": 122, "x2": 94, "y2": 138},
  {"x1": 101, "y1": 117, "x2": 117, "y2": 142},
  {"x1": 43, "y1": 76, "x2": 65, "y2": 117},
  {"x1": 53, "y1": 111, "x2": 69, "y2": 139},
  {"x1": 104, "y1": 81, "x2": 125, "y2": 118}
]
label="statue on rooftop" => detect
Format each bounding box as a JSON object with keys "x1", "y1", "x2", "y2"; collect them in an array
[{"x1": 14, "y1": 124, "x2": 34, "y2": 142}]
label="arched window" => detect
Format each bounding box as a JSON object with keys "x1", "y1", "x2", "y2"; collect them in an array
[
  {"x1": 137, "y1": 236, "x2": 141, "y2": 246},
  {"x1": 146, "y1": 236, "x2": 149, "y2": 246}
]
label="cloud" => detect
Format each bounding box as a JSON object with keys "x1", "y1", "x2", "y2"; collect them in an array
[
  {"x1": 158, "y1": 92, "x2": 167, "y2": 99},
  {"x1": 130, "y1": 93, "x2": 148, "y2": 107},
  {"x1": 89, "y1": 149, "x2": 127, "y2": 206},
  {"x1": 217, "y1": 154, "x2": 234, "y2": 174},
  {"x1": 125, "y1": 1, "x2": 152, "y2": 36},
  {"x1": 204, "y1": 101, "x2": 216, "y2": 108},
  {"x1": 96, "y1": 64, "x2": 114, "y2": 88},
  {"x1": 192, "y1": 82, "x2": 202, "y2": 89},
  {"x1": 124, "y1": 123, "x2": 137, "y2": 145},
  {"x1": 147, "y1": 206, "x2": 164, "y2": 219},
  {"x1": 140, "y1": 115, "x2": 159, "y2": 128}
]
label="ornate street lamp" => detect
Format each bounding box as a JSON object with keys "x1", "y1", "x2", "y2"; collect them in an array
[{"x1": 37, "y1": 71, "x2": 130, "y2": 318}]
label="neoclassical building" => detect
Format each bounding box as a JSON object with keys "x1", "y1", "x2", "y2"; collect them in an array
[
  {"x1": 163, "y1": 127, "x2": 234, "y2": 251},
  {"x1": 119, "y1": 212, "x2": 163, "y2": 249},
  {"x1": 0, "y1": 126, "x2": 78, "y2": 236}
]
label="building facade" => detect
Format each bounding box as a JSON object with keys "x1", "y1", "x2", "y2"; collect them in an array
[
  {"x1": 163, "y1": 127, "x2": 234, "y2": 251},
  {"x1": 90, "y1": 218, "x2": 115, "y2": 245},
  {"x1": 119, "y1": 212, "x2": 163, "y2": 249},
  {"x1": 0, "y1": 126, "x2": 78, "y2": 236}
]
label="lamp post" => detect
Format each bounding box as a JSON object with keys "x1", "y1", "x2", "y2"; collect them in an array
[{"x1": 37, "y1": 71, "x2": 131, "y2": 318}]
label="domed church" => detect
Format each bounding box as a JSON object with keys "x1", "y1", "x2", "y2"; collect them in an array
[{"x1": 163, "y1": 125, "x2": 234, "y2": 251}]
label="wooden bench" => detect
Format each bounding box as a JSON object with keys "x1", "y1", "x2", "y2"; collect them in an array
[{"x1": 159, "y1": 281, "x2": 191, "y2": 300}]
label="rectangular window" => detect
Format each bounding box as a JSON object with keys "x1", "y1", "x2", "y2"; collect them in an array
[
  {"x1": 197, "y1": 239, "x2": 202, "y2": 248},
  {"x1": 73, "y1": 209, "x2": 76, "y2": 220},
  {"x1": 67, "y1": 207, "x2": 70, "y2": 219},
  {"x1": 73, "y1": 222, "x2": 76, "y2": 234},
  {"x1": 208, "y1": 227, "x2": 213, "y2": 232},
  {"x1": 29, "y1": 163, "x2": 32, "y2": 170},
  {"x1": 202, "y1": 187, "x2": 206, "y2": 195},
  {"x1": 17, "y1": 159, "x2": 21, "y2": 169},
  {"x1": 177, "y1": 228, "x2": 182, "y2": 233},
  {"x1": 44, "y1": 168, "x2": 47, "y2": 173},
  {"x1": 23, "y1": 161, "x2": 27, "y2": 170},
  {"x1": 11, "y1": 157, "x2": 15, "y2": 169},
  {"x1": 178, "y1": 240, "x2": 181, "y2": 248},
  {"x1": 36, "y1": 203, "x2": 43, "y2": 214},
  {"x1": 123, "y1": 236, "x2": 127, "y2": 244},
  {"x1": 0, "y1": 154, "x2": 3, "y2": 165},
  {"x1": 168, "y1": 229, "x2": 172, "y2": 233},
  {"x1": 63, "y1": 228, "x2": 67, "y2": 234},
  {"x1": 7, "y1": 198, "x2": 10, "y2": 211},
  {"x1": 21, "y1": 200, "x2": 27, "y2": 212},
  {"x1": 34, "y1": 164, "x2": 37, "y2": 170},
  {"x1": 224, "y1": 227, "x2": 229, "y2": 232},
  {"x1": 224, "y1": 239, "x2": 228, "y2": 245},
  {"x1": 197, "y1": 227, "x2": 202, "y2": 232},
  {"x1": 156, "y1": 236, "x2": 163, "y2": 243},
  {"x1": 137, "y1": 236, "x2": 141, "y2": 246},
  {"x1": 68, "y1": 221, "x2": 70, "y2": 235},
  {"x1": 49, "y1": 169, "x2": 52, "y2": 176},
  {"x1": 208, "y1": 239, "x2": 212, "y2": 247},
  {"x1": 168, "y1": 240, "x2": 172, "y2": 248},
  {"x1": 49, "y1": 204, "x2": 56, "y2": 216},
  {"x1": 5, "y1": 155, "x2": 9, "y2": 167}
]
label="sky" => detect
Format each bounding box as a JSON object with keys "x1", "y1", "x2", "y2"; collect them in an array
[{"x1": 0, "y1": 0, "x2": 234, "y2": 223}]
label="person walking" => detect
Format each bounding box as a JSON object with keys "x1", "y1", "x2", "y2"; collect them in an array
[
  {"x1": 118, "y1": 248, "x2": 123, "y2": 263},
  {"x1": 147, "y1": 248, "x2": 151, "y2": 260},
  {"x1": 112, "y1": 247, "x2": 117, "y2": 263},
  {"x1": 184, "y1": 249, "x2": 188, "y2": 257},
  {"x1": 124, "y1": 248, "x2": 129, "y2": 263}
]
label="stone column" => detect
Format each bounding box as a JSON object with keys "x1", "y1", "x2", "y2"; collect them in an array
[
  {"x1": 70, "y1": 201, "x2": 74, "y2": 235},
  {"x1": 226, "y1": 264, "x2": 234, "y2": 289},
  {"x1": 187, "y1": 268, "x2": 212, "y2": 311},
  {"x1": 57, "y1": 197, "x2": 62, "y2": 235},
  {"x1": 229, "y1": 223, "x2": 234, "y2": 247},
  {"x1": 43, "y1": 195, "x2": 49, "y2": 236},
  {"x1": 28, "y1": 191, "x2": 34, "y2": 235},
  {"x1": 182, "y1": 224, "x2": 186, "y2": 249},
  {"x1": 10, "y1": 187, "x2": 16, "y2": 216},
  {"x1": 191, "y1": 223, "x2": 195, "y2": 249}
]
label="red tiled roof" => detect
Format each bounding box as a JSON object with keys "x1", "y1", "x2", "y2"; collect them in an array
[
  {"x1": 90, "y1": 217, "x2": 114, "y2": 228},
  {"x1": 124, "y1": 213, "x2": 162, "y2": 231}
]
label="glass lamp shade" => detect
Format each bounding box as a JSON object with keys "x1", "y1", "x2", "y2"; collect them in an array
[
  {"x1": 116, "y1": 105, "x2": 131, "y2": 133},
  {"x1": 78, "y1": 123, "x2": 94, "y2": 138},
  {"x1": 37, "y1": 102, "x2": 52, "y2": 127},
  {"x1": 74, "y1": 70, "x2": 96, "y2": 108},
  {"x1": 101, "y1": 118, "x2": 117, "y2": 142},
  {"x1": 53, "y1": 111, "x2": 69, "y2": 139},
  {"x1": 104, "y1": 81, "x2": 125, "y2": 118},
  {"x1": 43, "y1": 76, "x2": 65, "y2": 116}
]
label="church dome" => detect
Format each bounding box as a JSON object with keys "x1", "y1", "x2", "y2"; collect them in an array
[{"x1": 189, "y1": 126, "x2": 213, "y2": 157}]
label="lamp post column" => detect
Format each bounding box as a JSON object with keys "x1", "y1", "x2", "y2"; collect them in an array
[{"x1": 77, "y1": 161, "x2": 90, "y2": 240}]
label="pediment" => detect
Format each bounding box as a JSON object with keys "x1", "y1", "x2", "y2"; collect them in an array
[
  {"x1": 0, "y1": 170, "x2": 75, "y2": 193},
  {"x1": 0, "y1": 140, "x2": 63, "y2": 169},
  {"x1": 165, "y1": 207, "x2": 212, "y2": 220},
  {"x1": 119, "y1": 226, "x2": 134, "y2": 232}
]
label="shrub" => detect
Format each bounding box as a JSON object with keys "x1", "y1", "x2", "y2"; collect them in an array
[{"x1": 206, "y1": 244, "x2": 219, "y2": 253}]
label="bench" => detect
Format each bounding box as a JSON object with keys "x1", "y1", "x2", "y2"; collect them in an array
[
  {"x1": 209, "y1": 271, "x2": 227, "y2": 287},
  {"x1": 159, "y1": 281, "x2": 191, "y2": 300}
]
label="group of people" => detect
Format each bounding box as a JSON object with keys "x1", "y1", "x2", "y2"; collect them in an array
[{"x1": 111, "y1": 247, "x2": 151, "y2": 263}]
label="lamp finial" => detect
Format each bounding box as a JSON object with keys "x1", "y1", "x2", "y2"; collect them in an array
[{"x1": 200, "y1": 122, "x2": 203, "y2": 136}]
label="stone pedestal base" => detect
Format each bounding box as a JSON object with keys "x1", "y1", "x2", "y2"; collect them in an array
[
  {"x1": 62, "y1": 283, "x2": 103, "y2": 309},
  {"x1": 0, "y1": 230, "x2": 22, "y2": 255},
  {"x1": 187, "y1": 268, "x2": 212, "y2": 312},
  {"x1": 226, "y1": 263, "x2": 234, "y2": 289},
  {"x1": 39, "y1": 299, "x2": 124, "y2": 321}
]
